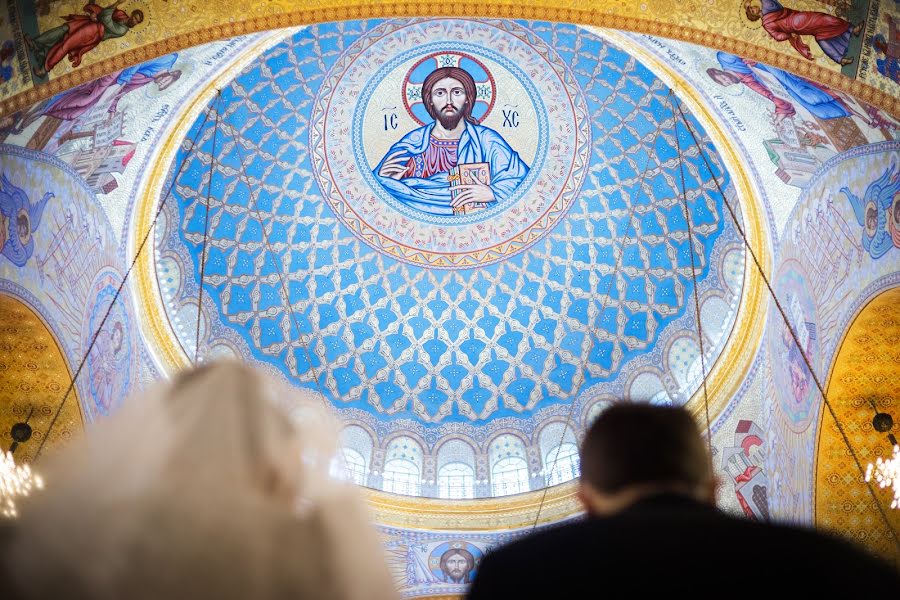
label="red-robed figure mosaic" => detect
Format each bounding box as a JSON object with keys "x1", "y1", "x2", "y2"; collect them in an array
[
  {"x1": 745, "y1": 0, "x2": 862, "y2": 66},
  {"x1": 25, "y1": 1, "x2": 144, "y2": 77}
]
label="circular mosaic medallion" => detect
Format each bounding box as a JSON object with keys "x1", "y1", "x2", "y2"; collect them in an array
[
  {"x1": 768, "y1": 259, "x2": 820, "y2": 433},
  {"x1": 429, "y1": 541, "x2": 484, "y2": 584},
  {"x1": 311, "y1": 19, "x2": 590, "y2": 268},
  {"x1": 83, "y1": 270, "x2": 135, "y2": 418}
]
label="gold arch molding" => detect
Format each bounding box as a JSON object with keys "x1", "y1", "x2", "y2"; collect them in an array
[
  {"x1": 815, "y1": 286, "x2": 900, "y2": 566},
  {"x1": 0, "y1": 294, "x2": 84, "y2": 464},
  {"x1": 2, "y1": 1, "x2": 897, "y2": 118},
  {"x1": 131, "y1": 27, "x2": 770, "y2": 529}
]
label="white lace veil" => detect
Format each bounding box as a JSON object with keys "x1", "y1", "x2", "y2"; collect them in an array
[{"x1": 5, "y1": 360, "x2": 398, "y2": 600}]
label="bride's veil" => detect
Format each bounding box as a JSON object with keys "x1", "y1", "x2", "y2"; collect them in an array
[{"x1": 5, "y1": 360, "x2": 397, "y2": 600}]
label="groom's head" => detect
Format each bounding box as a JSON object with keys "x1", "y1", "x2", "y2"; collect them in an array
[{"x1": 422, "y1": 67, "x2": 478, "y2": 130}]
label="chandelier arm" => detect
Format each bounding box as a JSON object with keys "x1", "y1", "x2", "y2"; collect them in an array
[
  {"x1": 33, "y1": 100, "x2": 217, "y2": 461},
  {"x1": 530, "y1": 90, "x2": 675, "y2": 529},
  {"x1": 194, "y1": 92, "x2": 222, "y2": 365},
  {"x1": 672, "y1": 99, "x2": 900, "y2": 545}
]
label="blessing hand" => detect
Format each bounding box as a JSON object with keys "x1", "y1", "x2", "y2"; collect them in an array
[
  {"x1": 450, "y1": 181, "x2": 495, "y2": 208},
  {"x1": 378, "y1": 150, "x2": 410, "y2": 180}
]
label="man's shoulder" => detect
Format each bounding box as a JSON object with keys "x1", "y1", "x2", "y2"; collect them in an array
[{"x1": 480, "y1": 519, "x2": 591, "y2": 569}]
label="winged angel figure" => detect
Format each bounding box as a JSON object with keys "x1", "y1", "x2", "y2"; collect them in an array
[
  {"x1": 0, "y1": 174, "x2": 54, "y2": 267},
  {"x1": 840, "y1": 161, "x2": 900, "y2": 260}
]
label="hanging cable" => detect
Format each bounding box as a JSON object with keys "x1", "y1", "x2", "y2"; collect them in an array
[
  {"x1": 531, "y1": 90, "x2": 676, "y2": 530},
  {"x1": 213, "y1": 103, "x2": 358, "y2": 483},
  {"x1": 35, "y1": 102, "x2": 217, "y2": 461},
  {"x1": 671, "y1": 97, "x2": 900, "y2": 548},
  {"x1": 194, "y1": 92, "x2": 222, "y2": 365},
  {"x1": 667, "y1": 92, "x2": 713, "y2": 459},
  {"x1": 221, "y1": 113, "x2": 334, "y2": 414}
]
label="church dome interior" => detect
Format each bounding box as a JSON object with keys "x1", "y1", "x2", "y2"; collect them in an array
[{"x1": 0, "y1": 0, "x2": 898, "y2": 594}]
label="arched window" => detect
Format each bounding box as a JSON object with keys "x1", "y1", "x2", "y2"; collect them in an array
[
  {"x1": 438, "y1": 462, "x2": 475, "y2": 499},
  {"x1": 383, "y1": 436, "x2": 423, "y2": 496},
  {"x1": 544, "y1": 443, "x2": 579, "y2": 486},
  {"x1": 383, "y1": 458, "x2": 421, "y2": 495},
  {"x1": 538, "y1": 422, "x2": 578, "y2": 486},
  {"x1": 436, "y1": 438, "x2": 477, "y2": 499},
  {"x1": 491, "y1": 456, "x2": 529, "y2": 496},
  {"x1": 489, "y1": 434, "x2": 529, "y2": 497},
  {"x1": 337, "y1": 447, "x2": 367, "y2": 485},
  {"x1": 338, "y1": 425, "x2": 373, "y2": 485}
]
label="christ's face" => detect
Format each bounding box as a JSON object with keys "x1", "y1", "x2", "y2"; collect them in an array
[
  {"x1": 444, "y1": 552, "x2": 470, "y2": 582},
  {"x1": 430, "y1": 77, "x2": 467, "y2": 130},
  {"x1": 745, "y1": 5, "x2": 761, "y2": 20}
]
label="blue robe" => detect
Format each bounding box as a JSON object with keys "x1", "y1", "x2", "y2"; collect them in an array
[
  {"x1": 115, "y1": 53, "x2": 178, "y2": 86},
  {"x1": 373, "y1": 121, "x2": 529, "y2": 216},
  {"x1": 716, "y1": 52, "x2": 849, "y2": 120},
  {"x1": 0, "y1": 174, "x2": 53, "y2": 267}
]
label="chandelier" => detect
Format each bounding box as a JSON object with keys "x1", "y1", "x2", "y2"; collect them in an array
[
  {"x1": 865, "y1": 445, "x2": 900, "y2": 510},
  {"x1": 865, "y1": 407, "x2": 899, "y2": 510},
  {"x1": 0, "y1": 450, "x2": 44, "y2": 518}
]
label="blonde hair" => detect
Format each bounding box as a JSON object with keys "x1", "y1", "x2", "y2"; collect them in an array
[{"x1": 7, "y1": 360, "x2": 397, "y2": 600}]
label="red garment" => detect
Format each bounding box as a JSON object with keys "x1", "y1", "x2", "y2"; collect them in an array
[
  {"x1": 762, "y1": 9, "x2": 850, "y2": 60},
  {"x1": 736, "y1": 72, "x2": 795, "y2": 117},
  {"x1": 403, "y1": 137, "x2": 459, "y2": 178},
  {"x1": 44, "y1": 4, "x2": 128, "y2": 71},
  {"x1": 734, "y1": 466, "x2": 761, "y2": 520}
]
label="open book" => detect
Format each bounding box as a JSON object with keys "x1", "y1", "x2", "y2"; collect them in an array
[{"x1": 449, "y1": 162, "x2": 491, "y2": 215}]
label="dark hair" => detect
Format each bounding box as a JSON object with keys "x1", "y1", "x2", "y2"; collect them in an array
[
  {"x1": 579, "y1": 404, "x2": 711, "y2": 494},
  {"x1": 421, "y1": 67, "x2": 479, "y2": 125}
]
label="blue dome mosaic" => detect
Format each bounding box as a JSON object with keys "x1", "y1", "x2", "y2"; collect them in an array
[{"x1": 155, "y1": 19, "x2": 743, "y2": 495}]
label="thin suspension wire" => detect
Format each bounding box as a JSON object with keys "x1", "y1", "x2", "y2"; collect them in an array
[
  {"x1": 671, "y1": 97, "x2": 899, "y2": 546},
  {"x1": 195, "y1": 92, "x2": 222, "y2": 364},
  {"x1": 222, "y1": 115, "x2": 333, "y2": 413},
  {"x1": 219, "y1": 102, "x2": 359, "y2": 480},
  {"x1": 531, "y1": 91, "x2": 675, "y2": 530},
  {"x1": 35, "y1": 101, "x2": 216, "y2": 460},
  {"x1": 667, "y1": 93, "x2": 712, "y2": 458}
]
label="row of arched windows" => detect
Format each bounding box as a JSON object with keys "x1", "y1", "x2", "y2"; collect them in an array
[{"x1": 334, "y1": 423, "x2": 584, "y2": 498}]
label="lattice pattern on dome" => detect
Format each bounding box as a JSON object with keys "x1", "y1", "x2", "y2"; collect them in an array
[{"x1": 164, "y1": 20, "x2": 730, "y2": 431}]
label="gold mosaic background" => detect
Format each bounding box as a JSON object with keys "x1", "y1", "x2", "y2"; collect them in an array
[
  {"x1": 0, "y1": 294, "x2": 84, "y2": 464},
  {"x1": 1, "y1": 0, "x2": 897, "y2": 116},
  {"x1": 815, "y1": 286, "x2": 900, "y2": 566}
]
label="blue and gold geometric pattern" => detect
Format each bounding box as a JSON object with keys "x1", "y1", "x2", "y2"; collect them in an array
[{"x1": 162, "y1": 20, "x2": 733, "y2": 427}]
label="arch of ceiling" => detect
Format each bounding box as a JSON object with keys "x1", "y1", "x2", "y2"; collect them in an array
[
  {"x1": 761, "y1": 141, "x2": 900, "y2": 528},
  {"x1": 0, "y1": 293, "x2": 84, "y2": 461},
  {"x1": 815, "y1": 285, "x2": 900, "y2": 566},
  {"x1": 0, "y1": 1, "x2": 897, "y2": 117}
]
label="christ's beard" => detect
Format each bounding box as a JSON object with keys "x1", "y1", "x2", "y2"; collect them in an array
[{"x1": 437, "y1": 107, "x2": 464, "y2": 130}]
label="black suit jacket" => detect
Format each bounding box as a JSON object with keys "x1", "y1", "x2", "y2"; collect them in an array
[{"x1": 467, "y1": 494, "x2": 899, "y2": 598}]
